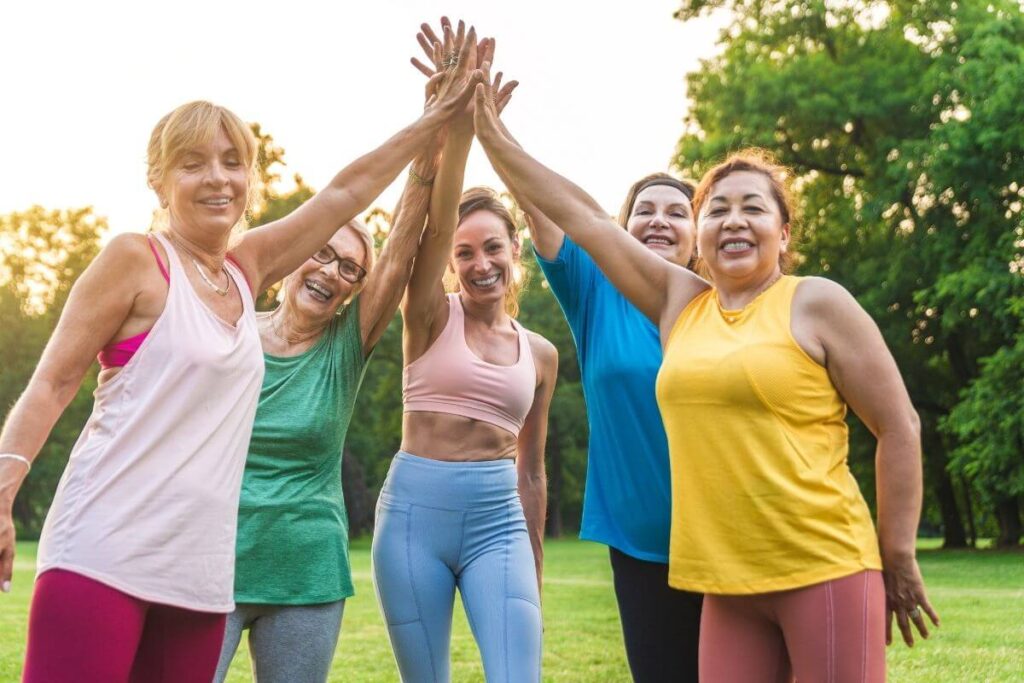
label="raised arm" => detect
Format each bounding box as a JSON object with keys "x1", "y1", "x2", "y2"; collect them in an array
[
  {"x1": 232, "y1": 21, "x2": 482, "y2": 296},
  {"x1": 794, "y1": 277, "x2": 939, "y2": 648},
  {"x1": 401, "y1": 24, "x2": 493, "y2": 362},
  {"x1": 517, "y1": 334, "x2": 558, "y2": 596},
  {"x1": 357, "y1": 88, "x2": 448, "y2": 353},
  {"x1": 472, "y1": 80, "x2": 707, "y2": 331}
]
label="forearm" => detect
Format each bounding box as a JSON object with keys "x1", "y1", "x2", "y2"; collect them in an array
[
  {"x1": 518, "y1": 473, "x2": 547, "y2": 572},
  {"x1": 0, "y1": 380, "x2": 76, "y2": 505},
  {"x1": 361, "y1": 143, "x2": 443, "y2": 347},
  {"x1": 875, "y1": 423, "x2": 923, "y2": 561}
]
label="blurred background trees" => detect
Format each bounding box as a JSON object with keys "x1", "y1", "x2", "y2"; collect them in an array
[{"x1": 3, "y1": 0, "x2": 1021, "y2": 546}]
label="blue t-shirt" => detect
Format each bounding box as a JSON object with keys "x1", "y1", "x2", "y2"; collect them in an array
[{"x1": 536, "y1": 236, "x2": 672, "y2": 563}]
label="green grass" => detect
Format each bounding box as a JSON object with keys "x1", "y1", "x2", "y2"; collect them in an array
[{"x1": 2, "y1": 539, "x2": 1021, "y2": 681}]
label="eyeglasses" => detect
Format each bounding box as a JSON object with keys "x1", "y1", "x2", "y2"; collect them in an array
[{"x1": 311, "y1": 246, "x2": 367, "y2": 284}]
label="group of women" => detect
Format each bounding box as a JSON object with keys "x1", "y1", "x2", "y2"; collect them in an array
[{"x1": 0, "y1": 16, "x2": 939, "y2": 683}]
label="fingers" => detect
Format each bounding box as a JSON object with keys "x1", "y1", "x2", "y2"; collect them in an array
[
  {"x1": 416, "y1": 32, "x2": 435, "y2": 64},
  {"x1": 495, "y1": 80, "x2": 519, "y2": 115},
  {"x1": 458, "y1": 26, "x2": 476, "y2": 71},
  {"x1": 411, "y1": 57, "x2": 434, "y2": 78},
  {"x1": 885, "y1": 606, "x2": 893, "y2": 646},
  {"x1": 493, "y1": 71, "x2": 503, "y2": 94},
  {"x1": 420, "y1": 21, "x2": 442, "y2": 51},
  {"x1": 0, "y1": 539, "x2": 13, "y2": 594}
]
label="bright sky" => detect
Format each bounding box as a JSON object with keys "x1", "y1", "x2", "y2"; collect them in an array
[{"x1": 0, "y1": 0, "x2": 727, "y2": 238}]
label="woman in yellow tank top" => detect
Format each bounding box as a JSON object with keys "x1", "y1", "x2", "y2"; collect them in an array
[{"x1": 471, "y1": 79, "x2": 937, "y2": 681}]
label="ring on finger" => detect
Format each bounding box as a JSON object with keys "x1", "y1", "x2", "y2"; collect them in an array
[
  {"x1": 443, "y1": 53, "x2": 459, "y2": 69},
  {"x1": 908, "y1": 606, "x2": 921, "y2": 620}
]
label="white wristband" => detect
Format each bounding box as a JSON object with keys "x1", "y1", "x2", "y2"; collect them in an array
[{"x1": 0, "y1": 454, "x2": 31, "y2": 472}]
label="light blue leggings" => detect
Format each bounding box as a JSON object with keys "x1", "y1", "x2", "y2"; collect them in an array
[{"x1": 372, "y1": 451, "x2": 542, "y2": 683}]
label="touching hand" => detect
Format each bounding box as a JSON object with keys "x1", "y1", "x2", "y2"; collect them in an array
[{"x1": 414, "y1": 17, "x2": 483, "y2": 124}]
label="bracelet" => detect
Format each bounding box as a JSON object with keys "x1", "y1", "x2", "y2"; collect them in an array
[
  {"x1": 0, "y1": 454, "x2": 31, "y2": 473},
  {"x1": 409, "y1": 168, "x2": 435, "y2": 187}
]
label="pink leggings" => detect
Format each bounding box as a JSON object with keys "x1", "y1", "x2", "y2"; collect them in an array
[
  {"x1": 23, "y1": 569, "x2": 226, "y2": 683},
  {"x1": 699, "y1": 570, "x2": 885, "y2": 683}
]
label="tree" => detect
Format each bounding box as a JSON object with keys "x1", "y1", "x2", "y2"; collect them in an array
[
  {"x1": 0, "y1": 207, "x2": 107, "y2": 535},
  {"x1": 674, "y1": 0, "x2": 1024, "y2": 546}
]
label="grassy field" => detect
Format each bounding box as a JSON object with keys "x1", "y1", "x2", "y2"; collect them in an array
[{"x1": 2, "y1": 539, "x2": 1021, "y2": 681}]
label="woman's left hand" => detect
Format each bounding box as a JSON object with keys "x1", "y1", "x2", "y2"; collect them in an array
[{"x1": 883, "y1": 553, "x2": 940, "y2": 646}]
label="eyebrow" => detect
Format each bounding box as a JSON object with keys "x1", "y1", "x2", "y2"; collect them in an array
[{"x1": 709, "y1": 193, "x2": 767, "y2": 203}]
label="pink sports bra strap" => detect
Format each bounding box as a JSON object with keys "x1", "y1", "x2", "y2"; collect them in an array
[{"x1": 147, "y1": 234, "x2": 170, "y2": 283}]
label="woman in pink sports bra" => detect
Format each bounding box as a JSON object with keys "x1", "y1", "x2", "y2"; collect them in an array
[
  {"x1": 0, "y1": 44, "x2": 482, "y2": 683},
  {"x1": 371, "y1": 27, "x2": 558, "y2": 683}
]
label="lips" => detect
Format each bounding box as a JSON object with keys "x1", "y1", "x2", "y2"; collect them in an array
[
  {"x1": 304, "y1": 279, "x2": 334, "y2": 302},
  {"x1": 470, "y1": 272, "x2": 501, "y2": 288},
  {"x1": 720, "y1": 238, "x2": 754, "y2": 253},
  {"x1": 643, "y1": 234, "x2": 674, "y2": 247},
  {"x1": 198, "y1": 196, "x2": 232, "y2": 207}
]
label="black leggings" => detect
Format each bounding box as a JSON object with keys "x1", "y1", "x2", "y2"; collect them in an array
[{"x1": 610, "y1": 547, "x2": 703, "y2": 683}]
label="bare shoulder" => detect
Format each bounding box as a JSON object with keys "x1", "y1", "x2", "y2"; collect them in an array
[
  {"x1": 526, "y1": 330, "x2": 559, "y2": 374},
  {"x1": 793, "y1": 275, "x2": 858, "y2": 313},
  {"x1": 101, "y1": 232, "x2": 153, "y2": 266}
]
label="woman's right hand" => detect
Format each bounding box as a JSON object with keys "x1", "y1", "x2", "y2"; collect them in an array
[
  {"x1": 416, "y1": 18, "x2": 483, "y2": 127},
  {"x1": 0, "y1": 461, "x2": 29, "y2": 594}
]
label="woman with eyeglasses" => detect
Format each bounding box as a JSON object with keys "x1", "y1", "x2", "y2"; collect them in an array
[{"x1": 211, "y1": 85, "x2": 452, "y2": 683}]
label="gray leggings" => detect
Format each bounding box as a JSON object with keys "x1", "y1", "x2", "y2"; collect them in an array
[{"x1": 212, "y1": 600, "x2": 345, "y2": 683}]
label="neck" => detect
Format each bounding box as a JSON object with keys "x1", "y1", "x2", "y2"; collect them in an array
[
  {"x1": 459, "y1": 292, "x2": 510, "y2": 329},
  {"x1": 272, "y1": 299, "x2": 330, "y2": 344},
  {"x1": 715, "y1": 267, "x2": 783, "y2": 310},
  {"x1": 166, "y1": 224, "x2": 228, "y2": 270}
]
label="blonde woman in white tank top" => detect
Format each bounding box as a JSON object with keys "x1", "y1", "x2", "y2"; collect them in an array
[{"x1": 1, "y1": 50, "x2": 483, "y2": 682}]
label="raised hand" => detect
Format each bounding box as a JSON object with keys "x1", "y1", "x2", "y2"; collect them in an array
[{"x1": 415, "y1": 18, "x2": 483, "y2": 125}]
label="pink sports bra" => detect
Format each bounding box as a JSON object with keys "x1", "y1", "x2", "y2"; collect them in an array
[
  {"x1": 403, "y1": 293, "x2": 537, "y2": 437},
  {"x1": 97, "y1": 236, "x2": 170, "y2": 370},
  {"x1": 97, "y1": 235, "x2": 251, "y2": 370}
]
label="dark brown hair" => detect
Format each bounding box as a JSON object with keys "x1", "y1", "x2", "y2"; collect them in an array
[
  {"x1": 450, "y1": 187, "x2": 530, "y2": 318},
  {"x1": 692, "y1": 148, "x2": 799, "y2": 273},
  {"x1": 616, "y1": 173, "x2": 696, "y2": 229}
]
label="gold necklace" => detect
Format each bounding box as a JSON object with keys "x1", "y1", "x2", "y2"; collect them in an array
[{"x1": 167, "y1": 232, "x2": 232, "y2": 296}]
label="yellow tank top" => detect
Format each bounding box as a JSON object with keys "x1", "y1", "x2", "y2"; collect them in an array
[{"x1": 656, "y1": 275, "x2": 881, "y2": 594}]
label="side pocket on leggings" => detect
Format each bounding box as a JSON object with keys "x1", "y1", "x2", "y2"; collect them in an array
[{"x1": 371, "y1": 500, "x2": 418, "y2": 626}]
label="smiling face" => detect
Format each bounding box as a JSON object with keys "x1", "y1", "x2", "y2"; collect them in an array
[
  {"x1": 284, "y1": 225, "x2": 369, "y2": 321},
  {"x1": 625, "y1": 184, "x2": 696, "y2": 267},
  {"x1": 163, "y1": 126, "x2": 249, "y2": 239},
  {"x1": 451, "y1": 209, "x2": 520, "y2": 309},
  {"x1": 697, "y1": 170, "x2": 790, "y2": 285}
]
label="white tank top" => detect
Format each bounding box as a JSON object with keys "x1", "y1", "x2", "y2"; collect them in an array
[{"x1": 37, "y1": 232, "x2": 264, "y2": 612}]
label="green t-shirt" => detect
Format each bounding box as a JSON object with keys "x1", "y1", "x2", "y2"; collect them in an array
[{"x1": 234, "y1": 299, "x2": 368, "y2": 604}]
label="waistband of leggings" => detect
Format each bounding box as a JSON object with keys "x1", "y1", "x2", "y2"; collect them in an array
[{"x1": 380, "y1": 451, "x2": 519, "y2": 510}]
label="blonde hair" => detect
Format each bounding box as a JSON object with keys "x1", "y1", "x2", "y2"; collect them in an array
[
  {"x1": 146, "y1": 101, "x2": 258, "y2": 231},
  {"x1": 445, "y1": 187, "x2": 529, "y2": 318},
  {"x1": 344, "y1": 218, "x2": 377, "y2": 300}
]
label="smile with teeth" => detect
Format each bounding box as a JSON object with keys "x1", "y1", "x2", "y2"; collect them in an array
[
  {"x1": 304, "y1": 279, "x2": 334, "y2": 301},
  {"x1": 471, "y1": 272, "x2": 501, "y2": 288},
  {"x1": 199, "y1": 197, "x2": 232, "y2": 207},
  {"x1": 721, "y1": 240, "x2": 754, "y2": 253},
  {"x1": 644, "y1": 235, "x2": 674, "y2": 246}
]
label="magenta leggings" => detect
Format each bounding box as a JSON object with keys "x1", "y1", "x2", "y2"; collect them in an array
[
  {"x1": 699, "y1": 570, "x2": 885, "y2": 683},
  {"x1": 23, "y1": 569, "x2": 226, "y2": 683}
]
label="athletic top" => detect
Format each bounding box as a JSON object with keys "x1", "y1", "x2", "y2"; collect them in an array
[
  {"x1": 234, "y1": 300, "x2": 369, "y2": 604},
  {"x1": 37, "y1": 232, "x2": 264, "y2": 612},
  {"x1": 403, "y1": 293, "x2": 536, "y2": 437},
  {"x1": 97, "y1": 237, "x2": 252, "y2": 370},
  {"x1": 536, "y1": 237, "x2": 674, "y2": 563},
  {"x1": 657, "y1": 275, "x2": 882, "y2": 594},
  {"x1": 96, "y1": 236, "x2": 169, "y2": 370}
]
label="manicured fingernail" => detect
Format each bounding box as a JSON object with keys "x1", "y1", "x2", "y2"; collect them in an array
[{"x1": 1, "y1": 581, "x2": 10, "y2": 593}]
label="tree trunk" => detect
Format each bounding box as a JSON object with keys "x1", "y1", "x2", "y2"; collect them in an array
[
  {"x1": 922, "y1": 419, "x2": 968, "y2": 548},
  {"x1": 547, "y1": 445, "x2": 563, "y2": 538},
  {"x1": 994, "y1": 497, "x2": 1022, "y2": 548},
  {"x1": 959, "y1": 476, "x2": 977, "y2": 548},
  {"x1": 342, "y1": 450, "x2": 375, "y2": 537}
]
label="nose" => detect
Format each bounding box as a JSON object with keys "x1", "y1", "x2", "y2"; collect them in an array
[
  {"x1": 649, "y1": 212, "x2": 670, "y2": 229},
  {"x1": 722, "y1": 206, "x2": 745, "y2": 229},
  {"x1": 204, "y1": 160, "x2": 229, "y2": 186}
]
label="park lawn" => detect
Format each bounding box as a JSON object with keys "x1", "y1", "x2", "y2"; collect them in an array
[{"x1": 2, "y1": 539, "x2": 1021, "y2": 682}]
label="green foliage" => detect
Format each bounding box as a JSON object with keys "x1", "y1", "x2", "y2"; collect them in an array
[
  {"x1": 0, "y1": 207, "x2": 105, "y2": 536},
  {"x1": 674, "y1": 0, "x2": 1024, "y2": 545}
]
